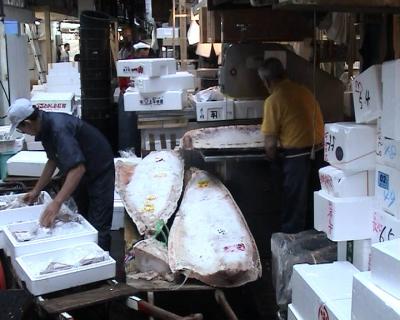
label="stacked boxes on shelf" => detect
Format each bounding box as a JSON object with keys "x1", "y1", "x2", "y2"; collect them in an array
[
  {"x1": 117, "y1": 58, "x2": 195, "y2": 111},
  {"x1": 46, "y1": 62, "x2": 81, "y2": 97}
]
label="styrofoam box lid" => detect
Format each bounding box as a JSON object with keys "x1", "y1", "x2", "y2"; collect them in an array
[
  {"x1": 31, "y1": 92, "x2": 74, "y2": 101},
  {"x1": 293, "y1": 262, "x2": 358, "y2": 301},
  {"x1": 372, "y1": 238, "x2": 400, "y2": 261},
  {"x1": 7, "y1": 151, "x2": 48, "y2": 164},
  {"x1": 15, "y1": 242, "x2": 115, "y2": 296},
  {"x1": 352, "y1": 272, "x2": 400, "y2": 318}
]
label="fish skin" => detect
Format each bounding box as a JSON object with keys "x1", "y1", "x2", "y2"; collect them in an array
[{"x1": 168, "y1": 168, "x2": 262, "y2": 287}]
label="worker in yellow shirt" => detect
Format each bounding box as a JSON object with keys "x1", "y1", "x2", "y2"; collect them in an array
[{"x1": 258, "y1": 58, "x2": 325, "y2": 233}]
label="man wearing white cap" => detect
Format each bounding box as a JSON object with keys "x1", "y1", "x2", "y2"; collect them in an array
[
  {"x1": 133, "y1": 41, "x2": 150, "y2": 58},
  {"x1": 8, "y1": 98, "x2": 115, "y2": 250}
]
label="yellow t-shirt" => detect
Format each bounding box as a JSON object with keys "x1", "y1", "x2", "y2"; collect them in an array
[{"x1": 261, "y1": 79, "x2": 324, "y2": 149}]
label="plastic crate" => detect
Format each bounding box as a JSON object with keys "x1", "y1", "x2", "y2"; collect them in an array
[
  {"x1": 0, "y1": 151, "x2": 19, "y2": 180},
  {"x1": 141, "y1": 127, "x2": 187, "y2": 151}
]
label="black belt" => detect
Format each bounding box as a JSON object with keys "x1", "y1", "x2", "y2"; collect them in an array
[{"x1": 279, "y1": 143, "x2": 324, "y2": 159}]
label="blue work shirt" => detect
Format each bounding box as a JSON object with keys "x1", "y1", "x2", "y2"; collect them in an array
[{"x1": 36, "y1": 111, "x2": 114, "y2": 180}]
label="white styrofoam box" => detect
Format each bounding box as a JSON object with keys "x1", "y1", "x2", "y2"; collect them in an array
[
  {"x1": 352, "y1": 272, "x2": 400, "y2": 320},
  {"x1": 291, "y1": 262, "x2": 358, "y2": 320},
  {"x1": 194, "y1": 99, "x2": 234, "y2": 122},
  {"x1": 132, "y1": 72, "x2": 195, "y2": 93},
  {"x1": 382, "y1": 60, "x2": 400, "y2": 140},
  {"x1": 124, "y1": 90, "x2": 187, "y2": 112},
  {"x1": 376, "y1": 137, "x2": 400, "y2": 170},
  {"x1": 233, "y1": 99, "x2": 264, "y2": 119},
  {"x1": 46, "y1": 85, "x2": 81, "y2": 97},
  {"x1": 0, "y1": 192, "x2": 51, "y2": 248},
  {"x1": 370, "y1": 239, "x2": 400, "y2": 299},
  {"x1": 7, "y1": 151, "x2": 58, "y2": 177},
  {"x1": 376, "y1": 164, "x2": 400, "y2": 218},
  {"x1": 14, "y1": 242, "x2": 115, "y2": 296},
  {"x1": 3, "y1": 215, "x2": 98, "y2": 259},
  {"x1": 372, "y1": 210, "x2": 400, "y2": 244},
  {"x1": 324, "y1": 123, "x2": 377, "y2": 171},
  {"x1": 111, "y1": 201, "x2": 125, "y2": 230},
  {"x1": 325, "y1": 299, "x2": 352, "y2": 320},
  {"x1": 31, "y1": 92, "x2": 74, "y2": 114},
  {"x1": 26, "y1": 141, "x2": 44, "y2": 151},
  {"x1": 314, "y1": 190, "x2": 374, "y2": 241},
  {"x1": 116, "y1": 58, "x2": 176, "y2": 78},
  {"x1": 319, "y1": 166, "x2": 368, "y2": 197},
  {"x1": 352, "y1": 64, "x2": 382, "y2": 124},
  {"x1": 156, "y1": 27, "x2": 180, "y2": 39},
  {"x1": 337, "y1": 240, "x2": 371, "y2": 271},
  {"x1": 48, "y1": 62, "x2": 79, "y2": 73},
  {"x1": 47, "y1": 74, "x2": 80, "y2": 86},
  {"x1": 288, "y1": 304, "x2": 303, "y2": 320}
]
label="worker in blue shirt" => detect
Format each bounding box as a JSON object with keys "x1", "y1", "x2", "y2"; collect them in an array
[{"x1": 8, "y1": 98, "x2": 115, "y2": 250}]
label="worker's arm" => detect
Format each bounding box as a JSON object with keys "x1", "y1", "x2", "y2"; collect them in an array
[
  {"x1": 23, "y1": 160, "x2": 57, "y2": 204},
  {"x1": 40, "y1": 163, "x2": 86, "y2": 228},
  {"x1": 264, "y1": 134, "x2": 278, "y2": 161}
]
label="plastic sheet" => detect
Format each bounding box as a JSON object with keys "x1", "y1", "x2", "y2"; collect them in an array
[{"x1": 271, "y1": 230, "x2": 337, "y2": 311}]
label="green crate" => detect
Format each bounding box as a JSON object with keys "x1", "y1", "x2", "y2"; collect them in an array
[{"x1": 0, "y1": 151, "x2": 18, "y2": 180}]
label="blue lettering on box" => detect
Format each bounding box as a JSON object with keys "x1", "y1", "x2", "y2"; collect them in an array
[{"x1": 378, "y1": 171, "x2": 389, "y2": 190}]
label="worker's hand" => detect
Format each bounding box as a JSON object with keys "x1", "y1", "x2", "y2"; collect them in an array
[
  {"x1": 40, "y1": 200, "x2": 62, "y2": 228},
  {"x1": 23, "y1": 190, "x2": 40, "y2": 205}
]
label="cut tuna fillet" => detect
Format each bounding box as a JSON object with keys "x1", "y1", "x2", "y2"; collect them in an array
[
  {"x1": 133, "y1": 238, "x2": 171, "y2": 274},
  {"x1": 181, "y1": 125, "x2": 264, "y2": 150},
  {"x1": 115, "y1": 151, "x2": 184, "y2": 235},
  {"x1": 168, "y1": 168, "x2": 262, "y2": 287}
]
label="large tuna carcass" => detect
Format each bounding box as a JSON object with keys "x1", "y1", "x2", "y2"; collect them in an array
[
  {"x1": 115, "y1": 151, "x2": 184, "y2": 235},
  {"x1": 168, "y1": 168, "x2": 262, "y2": 287},
  {"x1": 181, "y1": 125, "x2": 264, "y2": 150}
]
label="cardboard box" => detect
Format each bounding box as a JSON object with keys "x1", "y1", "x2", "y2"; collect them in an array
[
  {"x1": 319, "y1": 166, "x2": 368, "y2": 197},
  {"x1": 3, "y1": 216, "x2": 98, "y2": 259},
  {"x1": 371, "y1": 239, "x2": 400, "y2": 299},
  {"x1": 382, "y1": 59, "x2": 400, "y2": 140},
  {"x1": 324, "y1": 123, "x2": 377, "y2": 171},
  {"x1": 7, "y1": 151, "x2": 58, "y2": 177},
  {"x1": 233, "y1": 99, "x2": 264, "y2": 119},
  {"x1": 124, "y1": 90, "x2": 187, "y2": 111},
  {"x1": 337, "y1": 239, "x2": 371, "y2": 271},
  {"x1": 14, "y1": 242, "x2": 115, "y2": 296},
  {"x1": 133, "y1": 72, "x2": 195, "y2": 93},
  {"x1": 372, "y1": 210, "x2": 400, "y2": 244},
  {"x1": 375, "y1": 164, "x2": 400, "y2": 218},
  {"x1": 116, "y1": 58, "x2": 176, "y2": 78},
  {"x1": 31, "y1": 92, "x2": 74, "y2": 114},
  {"x1": 352, "y1": 272, "x2": 400, "y2": 320},
  {"x1": 291, "y1": 262, "x2": 358, "y2": 320},
  {"x1": 352, "y1": 64, "x2": 382, "y2": 124},
  {"x1": 314, "y1": 190, "x2": 374, "y2": 241}
]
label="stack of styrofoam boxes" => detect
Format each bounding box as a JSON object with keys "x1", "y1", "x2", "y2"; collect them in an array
[
  {"x1": 46, "y1": 62, "x2": 81, "y2": 97},
  {"x1": 117, "y1": 58, "x2": 195, "y2": 112},
  {"x1": 352, "y1": 238, "x2": 400, "y2": 319},
  {"x1": 288, "y1": 261, "x2": 359, "y2": 320},
  {"x1": 315, "y1": 122, "x2": 377, "y2": 271},
  {"x1": 31, "y1": 92, "x2": 75, "y2": 115},
  {"x1": 6, "y1": 151, "x2": 59, "y2": 177}
]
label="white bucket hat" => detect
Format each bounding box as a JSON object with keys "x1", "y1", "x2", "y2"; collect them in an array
[{"x1": 8, "y1": 98, "x2": 35, "y2": 136}]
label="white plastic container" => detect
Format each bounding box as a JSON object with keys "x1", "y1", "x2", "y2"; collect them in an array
[
  {"x1": 337, "y1": 239, "x2": 371, "y2": 271},
  {"x1": 382, "y1": 59, "x2": 400, "y2": 140},
  {"x1": 7, "y1": 151, "x2": 58, "y2": 177},
  {"x1": 3, "y1": 215, "x2": 98, "y2": 259},
  {"x1": 14, "y1": 242, "x2": 115, "y2": 296},
  {"x1": 31, "y1": 92, "x2": 74, "y2": 114},
  {"x1": 324, "y1": 123, "x2": 377, "y2": 171},
  {"x1": 319, "y1": 166, "x2": 368, "y2": 197},
  {"x1": 124, "y1": 90, "x2": 187, "y2": 111},
  {"x1": 233, "y1": 99, "x2": 264, "y2": 119},
  {"x1": 116, "y1": 58, "x2": 176, "y2": 78},
  {"x1": 352, "y1": 64, "x2": 382, "y2": 124},
  {"x1": 133, "y1": 72, "x2": 194, "y2": 93},
  {"x1": 352, "y1": 272, "x2": 400, "y2": 320},
  {"x1": 192, "y1": 98, "x2": 234, "y2": 122},
  {"x1": 291, "y1": 262, "x2": 358, "y2": 320},
  {"x1": 314, "y1": 190, "x2": 374, "y2": 241},
  {"x1": 376, "y1": 164, "x2": 400, "y2": 218},
  {"x1": 372, "y1": 210, "x2": 400, "y2": 244},
  {"x1": 370, "y1": 239, "x2": 400, "y2": 299}
]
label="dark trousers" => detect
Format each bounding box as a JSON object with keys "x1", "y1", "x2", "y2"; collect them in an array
[
  {"x1": 72, "y1": 166, "x2": 115, "y2": 251},
  {"x1": 280, "y1": 149, "x2": 325, "y2": 233}
]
